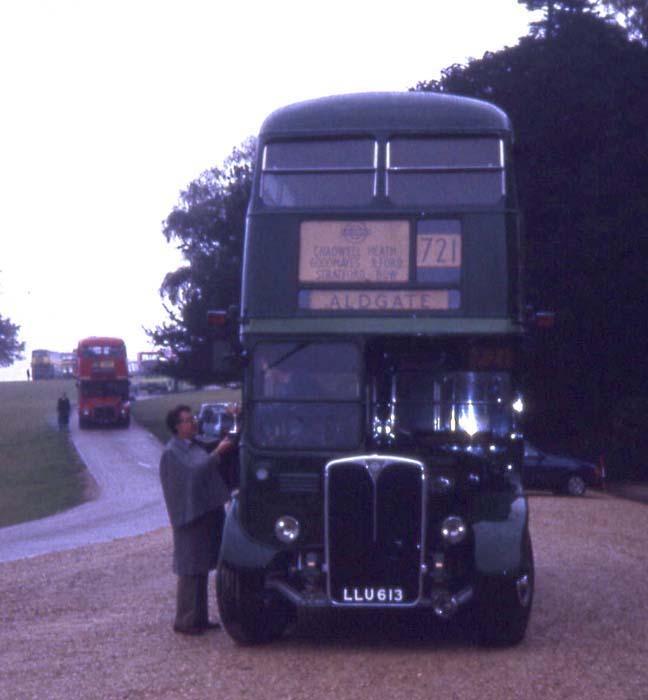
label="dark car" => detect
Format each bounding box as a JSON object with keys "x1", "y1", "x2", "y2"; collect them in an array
[{"x1": 522, "y1": 442, "x2": 604, "y2": 496}]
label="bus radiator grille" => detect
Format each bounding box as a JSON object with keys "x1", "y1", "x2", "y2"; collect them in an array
[
  {"x1": 94, "y1": 406, "x2": 116, "y2": 421},
  {"x1": 325, "y1": 458, "x2": 424, "y2": 605}
]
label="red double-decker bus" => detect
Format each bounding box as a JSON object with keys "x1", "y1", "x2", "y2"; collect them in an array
[{"x1": 76, "y1": 337, "x2": 130, "y2": 428}]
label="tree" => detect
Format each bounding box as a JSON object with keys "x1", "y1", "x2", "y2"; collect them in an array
[
  {"x1": 520, "y1": 0, "x2": 648, "y2": 45},
  {"x1": 149, "y1": 138, "x2": 256, "y2": 385},
  {"x1": 415, "y1": 10, "x2": 648, "y2": 459},
  {"x1": 602, "y1": 1, "x2": 648, "y2": 44},
  {"x1": 0, "y1": 313, "x2": 25, "y2": 367},
  {"x1": 518, "y1": 0, "x2": 597, "y2": 37}
]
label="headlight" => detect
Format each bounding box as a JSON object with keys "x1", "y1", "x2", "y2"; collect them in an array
[
  {"x1": 274, "y1": 515, "x2": 300, "y2": 544},
  {"x1": 440, "y1": 515, "x2": 467, "y2": 545}
]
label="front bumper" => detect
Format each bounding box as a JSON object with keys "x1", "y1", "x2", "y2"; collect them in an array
[{"x1": 219, "y1": 454, "x2": 529, "y2": 620}]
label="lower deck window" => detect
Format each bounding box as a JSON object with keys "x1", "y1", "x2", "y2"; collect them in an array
[
  {"x1": 394, "y1": 371, "x2": 513, "y2": 438},
  {"x1": 251, "y1": 403, "x2": 361, "y2": 449},
  {"x1": 251, "y1": 341, "x2": 362, "y2": 449}
]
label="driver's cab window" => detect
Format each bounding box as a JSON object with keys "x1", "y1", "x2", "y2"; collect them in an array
[{"x1": 253, "y1": 343, "x2": 360, "y2": 401}]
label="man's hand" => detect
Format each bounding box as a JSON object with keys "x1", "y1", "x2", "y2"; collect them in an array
[{"x1": 212, "y1": 436, "x2": 235, "y2": 457}]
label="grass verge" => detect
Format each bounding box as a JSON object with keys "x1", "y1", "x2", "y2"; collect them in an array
[
  {"x1": 0, "y1": 378, "x2": 87, "y2": 528},
  {"x1": 0, "y1": 381, "x2": 240, "y2": 528}
]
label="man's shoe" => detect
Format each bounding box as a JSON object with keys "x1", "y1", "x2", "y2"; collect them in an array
[
  {"x1": 173, "y1": 625, "x2": 205, "y2": 636},
  {"x1": 204, "y1": 621, "x2": 221, "y2": 630}
]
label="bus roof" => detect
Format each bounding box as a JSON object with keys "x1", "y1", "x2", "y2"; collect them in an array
[
  {"x1": 77, "y1": 337, "x2": 125, "y2": 347},
  {"x1": 259, "y1": 92, "x2": 511, "y2": 138}
]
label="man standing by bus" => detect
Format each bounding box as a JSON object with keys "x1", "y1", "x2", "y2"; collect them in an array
[
  {"x1": 159, "y1": 404, "x2": 234, "y2": 635},
  {"x1": 56, "y1": 392, "x2": 71, "y2": 430}
]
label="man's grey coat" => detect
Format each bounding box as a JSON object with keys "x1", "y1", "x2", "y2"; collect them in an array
[{"x1": 159, "y1": 436, "x2": 230, "y2": 575}]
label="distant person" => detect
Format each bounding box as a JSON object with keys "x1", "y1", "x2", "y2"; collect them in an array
[
  {"x1": 56, "y1": 392, "x2": 71, "y2": 430},
  {"x1": 26, "y1": 368, "x2": 30, "y2": 381},
  {"x1": 159, "y1": 404, "x2": 234, "y2": 636}
]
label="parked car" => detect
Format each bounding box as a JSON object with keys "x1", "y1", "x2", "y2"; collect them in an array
[
  {"x1": 194, "y1": 402, "x2": 241, "y2": 490},
  {"x1": 196, "y1": 402, "x2": 236, "y2": 441},
  {"x1": 522, "y1": 442, "x2": 604, "y2": 496}
]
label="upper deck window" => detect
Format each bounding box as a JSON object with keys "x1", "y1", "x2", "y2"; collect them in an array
[
  {"x1": 387, "y1": 137, "x2": 505, "y2": 206},
  {"x1": 261, "y1": 139, "x2": 377, "y2": 207},
  {"x1": 80, "y1": 345, "x2": 125, "y2": 359}
]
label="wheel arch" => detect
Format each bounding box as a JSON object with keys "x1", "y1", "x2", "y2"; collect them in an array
[{"x1": 219, "y1": 497, "x2": 280, "y2": 570}]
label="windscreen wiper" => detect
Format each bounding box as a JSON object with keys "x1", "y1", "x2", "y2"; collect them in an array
[{"x1": 267, "y1": 342, "x2": 309, "y2": 370}]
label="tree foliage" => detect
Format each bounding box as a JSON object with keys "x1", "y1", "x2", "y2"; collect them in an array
[
  {"x1": 149, "y1": 139, "x2": 255, "y2": 385},
  {"x1": 518, "y1": 0, "x2": 596, "y2": 37},
  {"x1": 602, "y1": 0, "x2": 648, "y2": 44},
  {"x1": 519, "y1": 1, "x2": 647, "y2": 43},
  {"x1": 154, "y1": 6, "x2": 648, "y2": 474},
  {"x1": 0, "y1": 313, "x2": 25, "y2": 367},
  {"x1": 416, "y1": 9, "x2": 648, "y2": 466}
]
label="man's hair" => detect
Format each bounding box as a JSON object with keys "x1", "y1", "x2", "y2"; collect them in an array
[{"x1": 166, "y1": 404, "x2": 192, "y2": 434}]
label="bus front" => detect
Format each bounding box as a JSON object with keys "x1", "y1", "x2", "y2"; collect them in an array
[
  {"x1": 217, "y1": 92, "x2": 532, "y2": 647},
  {"x1": 31, "y1": 350, "x2": 54, "y2": 380},
  {"x1": 76, "y1": 337, "x2": 130, "y2": 428}
]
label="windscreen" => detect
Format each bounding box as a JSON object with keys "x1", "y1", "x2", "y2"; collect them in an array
[
  {"x1": 394, "y1": 371, "x2": 512, "y2": 438},
  {"x1": 80, "y1": 380, "x2": 129, "y2": 400},
  {"x1": 250, "y1": 342, "x2": 362, "y2": 449}
]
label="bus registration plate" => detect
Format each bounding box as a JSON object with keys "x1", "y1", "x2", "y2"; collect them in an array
[{"x1": 341, "y1": 586, "x2": 405, "y2": 604}]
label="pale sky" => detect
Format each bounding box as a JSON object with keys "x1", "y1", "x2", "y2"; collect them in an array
[{"x1": 0, "y1": 0, "x2": 539, "y2": 380}]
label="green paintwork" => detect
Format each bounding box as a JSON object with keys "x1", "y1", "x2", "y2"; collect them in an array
[
  {"x1": 260, "y1": 92, "x2": 511, "y2": 137},
  {"x1": 219, "y1": 498, "x2": 279, "y2": 569},
  {"x1": 242, "y1": 317, "x2": 521, "y2": 335},
  {"x1": 473, "y1": 495, "x2": 528, "y2": 575}
]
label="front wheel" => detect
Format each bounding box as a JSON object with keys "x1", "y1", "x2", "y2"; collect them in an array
[
  {"x1": 470, "y1": 533, "x2": 534, "y2": 647},
  {"x1": 216, "y1": 564, "x2": 294, "y2": 645}
]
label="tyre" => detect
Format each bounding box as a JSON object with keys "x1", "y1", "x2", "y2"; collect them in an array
[
  {"x1": 470, "y1": 533, "x2": 534, "y2": 647},
  {"x1": 216, "y1": 564, "x2": 294, "y2": 645},
  {"x1": 564, "y1": 474, "x2": 586, "y2": 497}
]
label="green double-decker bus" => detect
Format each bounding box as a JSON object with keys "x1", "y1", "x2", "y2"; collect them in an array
[{"x1": 216, "y1": 92, "x2": 533, "y2": 646}]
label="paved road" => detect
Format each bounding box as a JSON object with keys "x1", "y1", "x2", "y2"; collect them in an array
[
  {"x1": 0, "y1": 416, "x2": 169, "y2": 563},
  {"x1": 2, "y1": 490, "x2": 647, "y2": 700}
]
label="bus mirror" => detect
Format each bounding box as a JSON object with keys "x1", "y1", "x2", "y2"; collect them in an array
[
  {"x1": 525, "y1": 307, "x2": 555, "y2": 331},
  {"x1": 207, "y1": 305, "x2": 239, "y2": 329},
  {"x1": 208, "y1": 310, "x2": 229, "y2": 328}
]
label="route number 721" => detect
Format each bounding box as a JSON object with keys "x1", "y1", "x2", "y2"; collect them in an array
[{"x1": 416, "y1": 234, "x2": 462, "y2": 268}]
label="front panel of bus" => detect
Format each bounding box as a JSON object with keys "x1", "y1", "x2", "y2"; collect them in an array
[{"x1": 237, "y1": 109, "x2": 524, "y2": 551}]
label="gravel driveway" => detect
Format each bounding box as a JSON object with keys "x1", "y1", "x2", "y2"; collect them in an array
[
  {"x1": 0, "y1": 417, "x2": 168, "y2": 563},
  {"x1": 2, "y1": 490, "x2": 647, "y2": 700}
]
